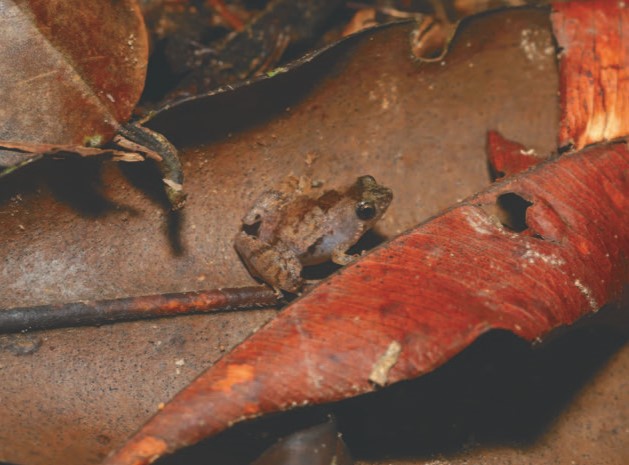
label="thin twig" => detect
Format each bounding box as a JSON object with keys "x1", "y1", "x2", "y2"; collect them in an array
[{"x1": 0, "y1": 286, "x2": 280, "y2": 333}]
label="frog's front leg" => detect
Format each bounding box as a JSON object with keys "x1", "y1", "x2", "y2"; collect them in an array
[{"x1": 234, "y1": 232, "x2": 304, "y2": 293}]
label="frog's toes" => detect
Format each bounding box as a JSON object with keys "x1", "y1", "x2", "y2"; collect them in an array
[{"x1": 331, "y1": 250, "x2": 358, "y2": 266}]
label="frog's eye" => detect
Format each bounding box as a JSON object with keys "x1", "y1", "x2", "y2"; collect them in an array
[{"x1": 356, "y1": 201, "x2": 377, "y2": 220}]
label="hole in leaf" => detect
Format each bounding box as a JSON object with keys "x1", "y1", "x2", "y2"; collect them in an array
[
  {"x1": 495, "y1": 193, "x2": 532, "y2": 232},
  {"x1": 241, "y1": 221, "x2": 262, "y2": 236}
]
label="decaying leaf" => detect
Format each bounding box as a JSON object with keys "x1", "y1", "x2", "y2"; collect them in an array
[
  {"x1": 144, "y1": 0, "x2": 345, "y2": 101},
  {"x1": 552, "y1": 1, "x2": 629, "y2": 148},
  {"x1": 487, "y1": 130, "x2": 544, "y2": 178},
  {"x1": 0, "y1": 0, "x2": 148, "y2": 169},
  {"x1": 251, "y1": 417, "x2": 353, "y2": 465}
]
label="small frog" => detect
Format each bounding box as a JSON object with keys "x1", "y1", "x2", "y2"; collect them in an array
[{"x1": 235, "y1": 175, "x2": 393, "y2": 293}]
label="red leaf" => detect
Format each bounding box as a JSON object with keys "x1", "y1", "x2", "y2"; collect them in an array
[
  {"x1": 552, "y1": 0, "x2": 629, "y2": 148},
  {"x1": 487, "y1": 130, "x2": 543, "y2": 178},
  {"x1": 102, "y1": 140, "x2": 629, "y2": 465}
]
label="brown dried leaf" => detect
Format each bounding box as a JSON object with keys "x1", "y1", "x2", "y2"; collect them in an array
[{"x1": 0, "y1": 0, "x2": 148, "y2": 168}]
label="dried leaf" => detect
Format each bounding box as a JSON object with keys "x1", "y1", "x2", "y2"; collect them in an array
[
  {"x1": 552, "y1": 0, "x2": 629, "y2": 148},
  {"x1": 0, "y1": 139, "x2": 145, "y2": 161},
  {"x1": 487, "y1": 130, "x2": 543, "y2": 178},
  {"x1": 0, "y1": 0, "x2": 148, "y2": 168}
]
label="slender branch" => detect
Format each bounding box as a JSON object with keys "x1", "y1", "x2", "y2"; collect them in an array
[{"x1": 0, "y1": 286, "x2": 280, "y2": 333}]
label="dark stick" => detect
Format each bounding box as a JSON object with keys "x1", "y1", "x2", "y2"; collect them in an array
[
  {"x1": 117, "y1": 123, "x2": 187, "y2": 210},
  {"x1": 0, "y1": 286, "x2": 280, "y2": 333}
]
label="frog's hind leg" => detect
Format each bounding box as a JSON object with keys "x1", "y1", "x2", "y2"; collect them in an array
[{"x1": 234, "y1": 232, "x2": 304, "y2": 293}]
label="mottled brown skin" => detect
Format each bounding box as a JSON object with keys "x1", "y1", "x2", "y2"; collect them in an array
[{"x1": 235, "y1": 175, "x2": 393, "y2": 292}]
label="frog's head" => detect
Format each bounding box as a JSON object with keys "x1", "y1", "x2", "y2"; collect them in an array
[{"x1": 352, "y1": 175, "x2": 393, "y2": 226}]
